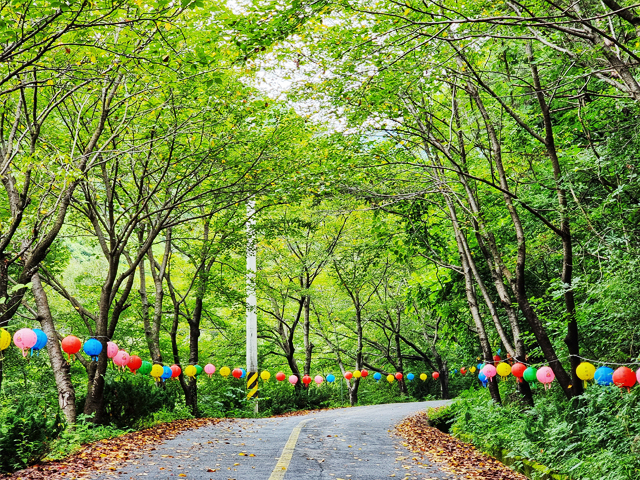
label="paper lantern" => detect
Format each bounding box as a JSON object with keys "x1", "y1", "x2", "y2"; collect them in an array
[
  {"x1": 240, "y1": 368, "x2": 246, "y2": 378},
  {"x1": 373, "y1": 372, "x2": 382, "y2": 381},
  {"x1": 220, "y1": 366, "x2": 231, "y2": 377},
  {"x1": 61, "y1": 335, "x2": 81, "y2": 361},
  {"x1": 636, "y1": 368, "x2": 640, "y2": 386},
  {"x1": 170, "y1": 364, "x2": 181, "y2": 378},
  {"x1": 314, "y1": 375, "x2": 323, "y2": 385},
  {"x1": 0, "y1": 328, "x2": 11, "y2": 352},
  {"x1": 481, "y1": 364, "x2": 497, "y2": 381},
  {"x1": 537, "y1": 366, "x2": 555, "y2": 390},
  {"x1": 195, "y1": 365, "x2": 203, "y2": 376},
  {"x1": 478, "y1": 372, "x2": 488, "y2": 386},
  {"x1": 326, "y1": 374, "x2": 335, "y2": 383},
  {"x1": 344, "y1": 371, "x2": 353, "y2": 380},
  {"x1": 361, "y1": 369, "x2": 369, "y2": 378},
  {"x1": 523, "y1": 366, "x2": 537, "y2": 384},
  {"x1": 276, "y1": 371, "x2": 286, "y2": 381},
  {"x1": 477, "y1": 363, "x2": 484, "y2": 370},
  {"x1": 612, "y1": 366, "x2": 636, "y2": 392},
  {"x1": 184, "y1": 365, "x2": 197, "y2": 378},
  {"x1": 106, "y1": 341, "x2": 118, "y2": 359},
  {"x1": 83, "y1": 338, "x2": 102, "y2": 361},
  {"x1": 302, "y1": 375, "x2": 312, "y2": 385},
  {"x1": 161, "y1": 366, "x2": 172, "y2": 382},
  {"x1": 470, "y1": 366, "x2": 477, "y2": 373},
  {"x1": 353, "y1": 370, "x2": 362, "y2": 378},
  {"x1": 261, "y1": 370, "x2": 271, "y2": 381},
  {"x1": 232, "y1": 368, "x2": 242, "y2": 379},
  {"x1": 13, "y1": 328, "x2": 37, "y2": 357},
  {"x1": 150, "y1": 364, "x2": 164, "y2": 380},
  {"x1": 395, "y1": 372, "x2": 403, "y2": 380},
  {"x1": 594, "y1": 366, "x2": 614, "y2": 385},
  {"x1": 139, "y1": 361, "x2": 152, "y2": 375},
  {"x1": 204, "y1": 364, "x2": 216, "y2": 378},
  {"x1": 460, "y1": 367, "x2": 467, "y2": 375},
  {"x1": 113, "y1": 350, "x2": 129, "y2": 368},
  {"x1": 407, "y1": 373, "x2": 414, "y2": 381},
  {"x1": 493, "y1": 355, "x2": 501, "y2": 362},
  {"x1": 31, "y1": 329, "x2": 48, "y2": 356},
  {"x1": 496, "y1": 363, "x2": 511, "y2": 380},
  {"x1": 511, "y1": 363, "x2": 526, "y2": 383},
  {"x1": 419, "y1": 373, "x2": 427, "y2": 381},
  {"x1": 576, "y1": 362, "x2": 596, "y2": 388},
  {"x1": 387, "y1": 374, "x2": 394, "y2": 383},
  {"x1": 288, "y1": 375, "x2": 298, "y2": 385},
  {"x1": 128, "y1": 355, "x2": 142, "y2": 374},
  {"x1": 432, "y1": 372, "x2": 439, "y2": 379}
]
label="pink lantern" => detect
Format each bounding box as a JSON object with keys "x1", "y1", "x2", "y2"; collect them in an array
[
  {"x1": 13, "y1": 328, "x2": 37, "y2": 357},
  {"x1": 537, "y1": 366, "x2": 555, "y2": 390},
  {"x1": 204, "y1": 364, "x2": 216, "y2": 378},
  {"x1": 288, "y1": 375, "x2": 298, "y2": 385},
  {"x1": 481, "y1": 364, "x2": 497, "y2": 381},
  {"x1": 113, "y1": 350, "x2": 130, "y2": 368},
  {"x1": 107, "y1": 341, "x2": 118, "y2": 359},
  {"x1": 636, "y1": 368, "x2": 640, "y2": 385},
  {"x1": 314, "y1": 375, "x2": 323, "y2": 385}
]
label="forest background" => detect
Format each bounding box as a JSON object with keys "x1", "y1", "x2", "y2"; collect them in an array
[{"x1": 1, "y1": 0, "x2": 640, "y2": 479}]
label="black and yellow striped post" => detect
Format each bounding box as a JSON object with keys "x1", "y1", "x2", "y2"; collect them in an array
[{"x1": 247, "y1": 371, "x2": 259, "y2": 400}]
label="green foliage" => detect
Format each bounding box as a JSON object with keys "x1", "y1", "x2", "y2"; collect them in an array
[
  {"x1": 0, "y1": 397, "x2": 64, "y2": 473},
  {"x1": 447, "y1": 386, "x2": 640, "y2": 480},
  {"x1": 258, "y1": 384, "x2": 333, "y2": 415}
]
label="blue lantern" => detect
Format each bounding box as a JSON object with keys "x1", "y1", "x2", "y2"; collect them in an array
[
  {"x1": 326, "y1": 374, "x2": 335, "y2": 383},
  {"x1": 83, "y1": 338, "x2": 102, "y2": 361},
  {"x1": 477, "y1": 363, "x2": 483, "y2": 370},
  {"x1": 497, "y1": 349, "x2": 502, "y2": 355},
  {"x1": 373, "y1": 372, "x2": 382, "y2": 382},
  {"x1": 406, "y1": 373, "x2": 414, "y2": 381},
  {"x1": 478, "y1": 372, "x2": 488, "y2": 387},
  {"x1": 161, "y1": 366, "x2": 172, "y2": 382},
  {"x1": 31, "y1": 329, "x2": 48, "y2": 356},
  {"x1": 454, "y1": 369, "x2": 458, "y2": 374},
  {"x1": 594, "y1": 366, "x2": 614, "y2": 386},
  {"x1": 241, "y1": 368, "x2": 246, "y2": 379}
]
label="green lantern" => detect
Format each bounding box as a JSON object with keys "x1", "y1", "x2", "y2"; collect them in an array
[
  {"x1": 139, "y1": 361, "x2": 152, "y2": 375},
  {"x1": 195, "y1": 364, "x2": 203, "y2": 376},
  {"x1": 523, "y1": 366, "x2": 537, "y2": 383}
]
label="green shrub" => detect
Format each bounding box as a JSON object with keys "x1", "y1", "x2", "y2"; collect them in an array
[
  {"x1": 448, "y1": 384, "x2": 640, "y2": 480},
  {"x1": 0, "y1": 397, "x2": 64, "y2": 473},
  {"x1": 258, "y1": 383, "x2": 333, "y2": 415}
]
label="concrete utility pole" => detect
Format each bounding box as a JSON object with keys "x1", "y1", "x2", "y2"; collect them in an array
[{"x1": 246, "y1": 198, "x2": 258, "y2": 410}]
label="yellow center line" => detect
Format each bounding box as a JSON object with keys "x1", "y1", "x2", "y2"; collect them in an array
[{"x1": 268, "y1": 418, "x2": 313, "y2": 480}]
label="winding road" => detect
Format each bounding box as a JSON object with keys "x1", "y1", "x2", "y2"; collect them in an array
[{"x1": 97, "y1": 401, "x2": 458, "y2": 480}]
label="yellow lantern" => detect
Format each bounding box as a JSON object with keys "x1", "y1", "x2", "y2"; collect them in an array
[
  {"x1": 261, "y1": 370, "x2": 271, "y2": 381},
  {"x1": 353, "y1": 370, "x2": 362, "y2": 378},
  {"x1": 0, "y1": 328, "x2": 11, "y2": 351},
  {"x1": 576, "y1": 362, "x2": 596, "y2": 388},
  {"x1": 419, "y1": 373, "x2": 427, "y2": 381},
  {"x1": 220, "y1": 366, "x2": 231, "y2": 377},
  {"x1": 387, "y1": 374, "x2": 394, "y2": 383},
  {"x1": 150, "y1": 364, "x2": 164, "y2": 380},
  {"x1": 184, "y1": 365, "x2": 197, "y2": 378},
  {"x1": 496, "y1": 362, "x2": 511, "y2": 380},
  {"x1": 470, "y1": 366, "x2": 477, "y2": 373}
]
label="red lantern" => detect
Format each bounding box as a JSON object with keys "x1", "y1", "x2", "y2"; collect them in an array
[
  {"x1": 432, "y1": 372, "x2": 440, "y2": 379},
  {"x1": 61, "y1": 335, "x2": 82, "y2": 361},
  {"x1": 302, "y1": 375, "x2": 312, "y2": 385},
  {"x1": 276, "y1": 371, "x2": 286, "y2": 381},
  {"x1": 361, "y1": 369, "x2": 369, "y2": 378},
  {"x1": 344, "y1": 371, "x2": 353, "y2": 380},
  {"x1": 395, "y1": 372, "x2": 403, "y2": 380},
  {"x1": 613, "y1": 366, "x2": 636, "y2": 392},
  {"x1": 127, "y1": 355, "x2": 142, "y2": 374},
  {"x1": 170, "y1": 364, "x2": 181, "y2": 378},
  {"x1": 493, "y1": 355, "x2": 501, "y2": 362},
  {"x1": 460, "y1": 367, "x2": 467, "y2": 375},
  {"x1": 511, "y1": 363, "x2": 526, "y2": 383},
  {"x1": 232, "y1": 368, "x2": 242, "y2": 379}
]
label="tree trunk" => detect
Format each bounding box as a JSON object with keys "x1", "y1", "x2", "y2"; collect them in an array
[{"x1": 303, "y1": 294, "x2": 313, "y2": 376}]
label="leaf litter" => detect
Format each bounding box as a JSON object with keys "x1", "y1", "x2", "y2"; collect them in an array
[
  {"x1": 395, "y1": 412, "x2": 527, "y2": 480},
  {"x1": 1, "y1": 418, "x2": 221, "y2": 480}
]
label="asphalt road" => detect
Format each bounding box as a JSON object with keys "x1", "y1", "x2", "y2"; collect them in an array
[{"x1": 96, "y1": 401, "x2": 458, "y2": 480}]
